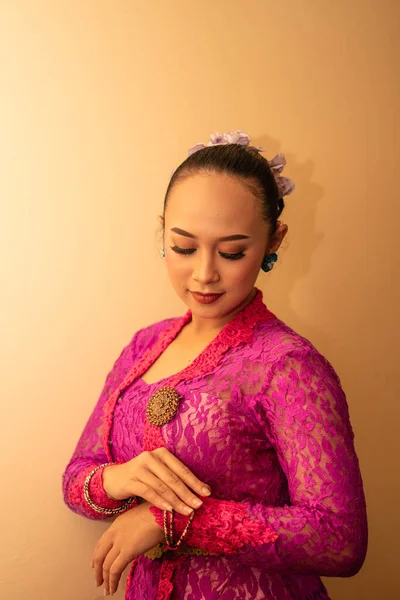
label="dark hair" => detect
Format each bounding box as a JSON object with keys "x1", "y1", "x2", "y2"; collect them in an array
[{"x1": 163, "y1": 144, "x2": 284, "y2": 232}]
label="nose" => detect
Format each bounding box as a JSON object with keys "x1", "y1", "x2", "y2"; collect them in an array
[{"x1": 192, "y1": 250, "x2": 220, "y2": 285}]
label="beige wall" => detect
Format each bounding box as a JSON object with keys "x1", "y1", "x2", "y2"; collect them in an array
[{"x1": 1, "y1": 1, "x2": 399, "y2": 598}]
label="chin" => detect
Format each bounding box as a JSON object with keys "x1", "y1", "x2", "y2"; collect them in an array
[
  {"x1": 192, "y1": 305, "x2": 224, "y2": 318},
  {"x1": 190, "y1": 295, "x2": 242, "y2": 320}
]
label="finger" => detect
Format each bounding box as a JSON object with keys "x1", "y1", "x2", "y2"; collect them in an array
[
  {"x1": 141, "y1": 459, "x2": 202, "y2": 515},
  {"x1": 154, "y1": 448, "x2": 212, "y2": 496},
  {"x1": 103, "y1": 546, "x2": 121, "y2": 596},
  {"x1": 109, "y1": 552, "x2": 131, "y2": 596},
  {"x1": 147, "y1": 458, "x2": 206, "y2": 514},
  {"x1": 135, "y1": 471, "x2": 194, "y2": 516},
  {"x1": 92, "y1": 537, "x2": 113, "y2": 589}
]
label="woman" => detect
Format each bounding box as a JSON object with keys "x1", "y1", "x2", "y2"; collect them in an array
[{"x1": 62, "y1": 131, "x2": 367, "y2": 600}]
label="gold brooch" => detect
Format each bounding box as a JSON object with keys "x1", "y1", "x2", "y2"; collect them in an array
[{"x1": 146, "y1": 386, "x2": 181, "y2": 427}]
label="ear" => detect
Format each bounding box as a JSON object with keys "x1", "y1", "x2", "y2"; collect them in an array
[{"x1": 268, "y1": 221, "x2": 288, "y2": 254}]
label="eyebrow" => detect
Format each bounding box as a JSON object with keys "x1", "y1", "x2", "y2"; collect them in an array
[{"x1": 170, "y1": 227, "x2": 250, "y2": 242}]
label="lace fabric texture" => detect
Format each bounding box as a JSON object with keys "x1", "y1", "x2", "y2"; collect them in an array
[{"x1": 62, "y1": 290, "x2": 367, "y2": 599}]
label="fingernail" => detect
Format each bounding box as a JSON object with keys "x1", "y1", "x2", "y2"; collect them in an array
[
  {"x1": 162, "y1": 502, "x2": 173, "y2": 511},
  {"x1": 193, "y1": 498, "x2": 202, "y2": 507},
  {"x1": 184, "y1": 506, "x2": 194, "y2": 515},
  {"x1": 202, "y1": 486, "x2": 211, "y2": 496}
]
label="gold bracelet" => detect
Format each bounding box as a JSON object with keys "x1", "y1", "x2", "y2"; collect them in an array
[{"x1": 83, "y1": 463, "x2": 136, "y2": 515}]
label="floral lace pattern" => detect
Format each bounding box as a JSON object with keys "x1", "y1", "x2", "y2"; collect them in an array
[{"x1": 62, "y1": 290, "x2": 367, "y2": 599}]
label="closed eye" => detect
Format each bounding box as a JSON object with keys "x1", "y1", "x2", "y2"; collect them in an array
[
  {"x1": 219, "y1": 251, "x2": 245, "y2": 261},
  {"x1": 171, "y1": 246, "x2": 196, "y2": 255},
  {"x1": 171, "y1": 246, "x2": 245, "y2": 260}
]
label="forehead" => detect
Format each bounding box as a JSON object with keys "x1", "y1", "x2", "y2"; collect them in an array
[{"x1": 165, "y1": 172, "x2": 264, "y2": 235}]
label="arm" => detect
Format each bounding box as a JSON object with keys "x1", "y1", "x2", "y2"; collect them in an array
[
  {"x1": 151, "y1": 350, "x2": 368, "y2": 576},
  {"x1": 62, "y1": 333, "x2": 140, "y2": 520}
]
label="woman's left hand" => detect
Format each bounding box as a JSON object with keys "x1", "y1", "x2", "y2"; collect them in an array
[{"x1": 90, "y1": 501, "x2": 164, "y2": 596}]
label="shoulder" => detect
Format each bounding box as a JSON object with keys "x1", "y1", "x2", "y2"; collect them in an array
[
  {"x1": 252, "y1": 317, "x2": 343, "y2": 388},
  {"x1": 102, "y1": 316, "x2": 181, "y2": 389},
  {"x1": 135, "y1": 316, "x2": 181, "y2": 353},
  {"x1": 252, "y1": 317, "x2": 317, "y2": 358},
  {"x1": 123, "y1": 316, "x2": 181, "y2": 360},
  {"x1": 251, "y1": 319, "x2": 351, "y2": 434}
]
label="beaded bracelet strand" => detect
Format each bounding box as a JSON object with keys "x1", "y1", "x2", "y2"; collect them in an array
[{"x1": 163, "y1": 508, "x2": 195, "y2": 550}]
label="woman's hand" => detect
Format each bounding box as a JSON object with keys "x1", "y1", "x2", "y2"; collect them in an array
[
  {"x1": 90, "y1": 502, "x2": 164, "y2": 596},
  {"x1": 103, "y1": 447, "x2": 211, "y2": 515}
]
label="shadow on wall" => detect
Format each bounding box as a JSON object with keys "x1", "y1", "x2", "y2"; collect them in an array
[{"x1": 255, "y1": 134, "x2": 327, "y2": 350}]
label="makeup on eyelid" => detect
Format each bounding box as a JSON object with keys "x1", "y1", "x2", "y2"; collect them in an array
[{"x1": 171, "y1": 245, "x2": 246, "y2": 260}]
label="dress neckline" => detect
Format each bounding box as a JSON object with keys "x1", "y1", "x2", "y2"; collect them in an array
[
  {"x1": 140, "y1": 288, "x2": 274, "y2": 387},
  {"x1": 101, "y1": 287, "x2": 276, "y2": 459}
]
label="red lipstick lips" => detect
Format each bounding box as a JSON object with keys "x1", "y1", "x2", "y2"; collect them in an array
[{"x1": 190, "y1": 292, "x2": 224, "y2": 305}]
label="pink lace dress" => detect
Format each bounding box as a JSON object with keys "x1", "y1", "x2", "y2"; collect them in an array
[{"x1": 62, "y1": 289, "x2": 367, "y2": 600}]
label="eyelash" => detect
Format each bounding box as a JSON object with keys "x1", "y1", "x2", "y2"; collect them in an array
[{"x1": 170, "y1": 246, "x2": 245, "y2": 261}]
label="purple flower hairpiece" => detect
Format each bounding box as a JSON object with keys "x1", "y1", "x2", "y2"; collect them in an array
[{"x1": 187, "y1": 130, "x2": 295, "y2": 199}]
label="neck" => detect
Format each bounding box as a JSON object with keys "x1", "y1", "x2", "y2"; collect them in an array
[{"x1": 187, "y1": 288, "x2": 257, "y2": 336}]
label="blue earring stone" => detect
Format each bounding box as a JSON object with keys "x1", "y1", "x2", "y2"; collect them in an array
[{"x1": 261, "y1": 253, "x2": 278, "y2": 272}]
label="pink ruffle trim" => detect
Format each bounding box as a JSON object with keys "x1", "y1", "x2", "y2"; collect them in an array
[
  {"x1": 150, "y1": 496, "x2": 278, "y2": 555},
  {"x1": 144, "y1": 419, "x2": 166, "y2": 451},
  {"x1": 124, "y1": 558, "x2": 139, "y2": 600},
  {"x1": 156, "y1": 555, "x2": 187, "y2": 600}
]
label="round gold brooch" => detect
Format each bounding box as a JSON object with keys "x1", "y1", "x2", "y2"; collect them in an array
[{"x1": 146, "y1": 386, "x2": 181, "y2": 427}]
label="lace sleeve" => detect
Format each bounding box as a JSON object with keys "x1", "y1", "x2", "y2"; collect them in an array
[
  {"x1": 151, "y1": 350, "x2": 367, "y2": 576},
  {"x1": 62, "y1": 333, "x2": 140, "y2": 520}
]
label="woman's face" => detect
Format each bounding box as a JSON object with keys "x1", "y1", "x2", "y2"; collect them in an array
[{"x1": 163, "y1": 172, "x2": 283, "y2": 323}]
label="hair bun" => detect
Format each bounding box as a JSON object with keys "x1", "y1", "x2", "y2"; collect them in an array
[{"x1": 188, "y1": 131, "x2": 295, "y2": 199}]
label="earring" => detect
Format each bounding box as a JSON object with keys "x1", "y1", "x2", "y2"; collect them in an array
[
  {"x1": 261, "y1": 253, "x2": 278, "y2": 272},
  {"x1": 160, "y1": 248, "x2": 165, "y2": 258}
]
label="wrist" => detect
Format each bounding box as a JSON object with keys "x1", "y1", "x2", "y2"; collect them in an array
[
  {"x1": 142, "y1": 502, "x2": 163, "y2": 528},
  {"x1": 102, "y1": 464, "x2": 123, "y2": 501},
  {"x1": 83, "y1": 463, "x2": 137, "y2": 516},
  {"x1": 140, "y1": 503, "x2": 164, "y2": 545}
]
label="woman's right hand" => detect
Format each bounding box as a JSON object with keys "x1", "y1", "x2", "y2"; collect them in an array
[{"x1": 102, "y1": 448, "x2": 211, "y2": 516}]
